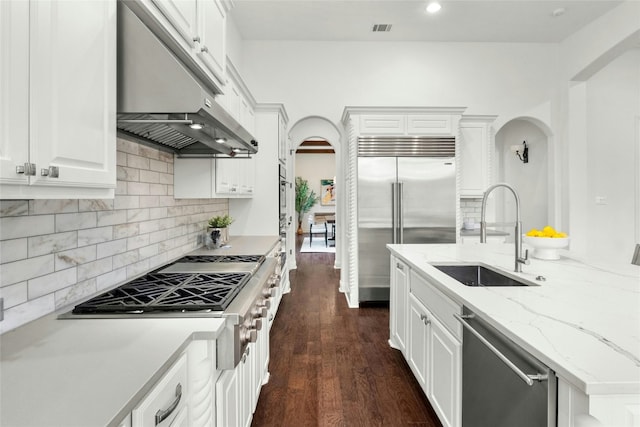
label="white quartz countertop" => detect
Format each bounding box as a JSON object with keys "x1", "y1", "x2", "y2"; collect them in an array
[
  {"x1": 0, "y1": 235, "x2": 279, "y2": 426},
  {"x1": 190, "y1": 235, "x2": 280, "y2": 256},
  {"x1": 387, "y1": 243, "x2": 640, "y2": 396},
  {"x1": 0, "y1": 314, "x2": 225, "y2": 426}
]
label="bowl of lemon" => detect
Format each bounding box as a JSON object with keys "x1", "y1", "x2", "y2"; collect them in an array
[{"x1": 523, "y1": 226, "x2": 569, "y2": 260}]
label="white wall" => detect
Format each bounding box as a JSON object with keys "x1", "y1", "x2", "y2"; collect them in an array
[
  {"x1": 295, "y1": 152, "x2": 336, "y2": 232},
  {"x1": 584, "y1": 49, "x2": 640, "y2": 263},
  {"x1": 240, "y1": 41, "x2": 559, "y2": 126}
]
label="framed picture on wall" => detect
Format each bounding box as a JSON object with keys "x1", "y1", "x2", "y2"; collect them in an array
[{"x1": 320, "y1": 179, "x2": 335, "y2": 206}]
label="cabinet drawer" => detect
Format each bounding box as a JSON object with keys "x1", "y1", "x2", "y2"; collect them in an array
[
  {"x1": 410, "y1": 270, "x2": 462, "y2": 340},
  {"x1": 132, "y1": 353, "x2": 188, "y2": 427}
]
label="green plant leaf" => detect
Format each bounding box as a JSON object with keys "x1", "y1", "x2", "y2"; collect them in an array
[{"x1": 295, "y1": 177, "x2": 318, "y2": 222}]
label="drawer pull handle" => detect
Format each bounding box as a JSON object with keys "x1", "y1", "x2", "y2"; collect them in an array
[{"x1": 155, "y1": 383, "x2": 182, "y2": 425}]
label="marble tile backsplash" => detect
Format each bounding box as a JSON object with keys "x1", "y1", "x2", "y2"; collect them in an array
[
  {"x1": 460, "y1": 198, "x2": 482, "y2": 225},
  {"x1": 0, "y1": 137, "x2": 228, "y2": 334}
]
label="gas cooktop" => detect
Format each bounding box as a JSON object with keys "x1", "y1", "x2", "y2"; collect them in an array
[
  {"x1": 159, "y1": 254, "x2": 265, "y2": 275},
  {"x1": 176, "y1": 255, "x2": 265, "y2": 263},
  {"x1": 71, "y1": 271, "x2": 251, "y2": 314}
]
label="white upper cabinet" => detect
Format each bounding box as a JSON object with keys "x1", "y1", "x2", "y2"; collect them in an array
[
  {"x1": 151, "y1": 0, "x2": 198, "y2": 49},
  {"x1": 196, "y1": 0, "x2": 226, "y2": 83},
  {"x1": 136, "y1": 0, "x2": 228, "y2": 92},
  {"x1": 459, "y1": 115, "x2": 496, "y2": 198},
  {"x1": 0, "y1": 0, "x2": 116, "y2": 199},
  {"x1": 0, "y1": 0, "x2": 29, "y2": 186}
]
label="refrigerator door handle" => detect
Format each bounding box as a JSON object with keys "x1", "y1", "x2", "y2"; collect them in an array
[
  {"x1": 398, "y1": 181, "x2": 404, "y2": 244},
  {"x1": 391, "y1": 182, "x2": 397, "y2": 243}
]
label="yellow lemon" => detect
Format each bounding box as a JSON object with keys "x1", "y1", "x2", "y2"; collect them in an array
[
  {"x1": 526, "y1": 228, "x2": 539, "y2": 237},
  {"x1": 541, "y1": 226, "x2": 556, "y2": 237},
  {"x1": 553, "y1": 232, "x2": 567, "y2": 238}
]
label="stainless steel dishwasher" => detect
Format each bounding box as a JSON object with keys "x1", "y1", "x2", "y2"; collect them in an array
[{"x1": 455, "y1": 308, "x2": 557, "y2": 427}]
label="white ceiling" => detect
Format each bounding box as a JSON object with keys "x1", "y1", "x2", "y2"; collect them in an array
[{"x1": 230, "y1": 0, "x2": 623, "y2": 43}]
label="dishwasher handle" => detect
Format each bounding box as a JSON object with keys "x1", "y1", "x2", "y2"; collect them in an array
[{"x1": 454, "y1": 313, "x2": 548, "y2": 386}]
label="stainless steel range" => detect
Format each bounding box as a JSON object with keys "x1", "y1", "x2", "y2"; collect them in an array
[{"x1": 62, "y1": 253, "x2": 279, "y2": 370}]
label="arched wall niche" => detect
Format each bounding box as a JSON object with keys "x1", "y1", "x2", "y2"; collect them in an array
[{"x1": 493, "y1": 116, "x2": 555, "y2": 240}]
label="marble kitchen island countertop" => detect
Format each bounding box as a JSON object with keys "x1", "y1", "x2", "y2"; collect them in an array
[{"x1": 387, "y1": 243, "x2": 640, "y2": 396}]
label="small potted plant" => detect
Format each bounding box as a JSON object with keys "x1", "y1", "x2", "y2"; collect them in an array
[{"x1": 207, "y1": 214, "x2": 233, "y2": 248}]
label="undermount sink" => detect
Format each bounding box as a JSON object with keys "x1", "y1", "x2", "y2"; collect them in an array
[{"x1": 433, "y1": 264, "x2": 535, "y2": 287}]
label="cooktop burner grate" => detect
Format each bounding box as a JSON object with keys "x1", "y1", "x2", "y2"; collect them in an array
[
  {"x1": 72, "y1": 272, "x2": 251, "y2": 314},
  {"x1": 176, "y1": 255, "x2": 265, "y2": 263}
]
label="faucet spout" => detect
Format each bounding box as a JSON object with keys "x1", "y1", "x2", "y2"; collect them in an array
[{"x1": 480, "y1": 183, "x2": 529, "y2": 272}]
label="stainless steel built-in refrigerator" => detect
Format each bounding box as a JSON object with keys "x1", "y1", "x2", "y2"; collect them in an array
[{"x1": 357, "y1": 137, "x2": 456, "y2": 302}]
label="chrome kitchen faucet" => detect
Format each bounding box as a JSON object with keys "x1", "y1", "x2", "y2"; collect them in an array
[{"x1": 480, "y1": 183, "x2": 529, "y2": 272}]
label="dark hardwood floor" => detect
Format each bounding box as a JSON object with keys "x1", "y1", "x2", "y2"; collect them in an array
[{"x1": 251, "y1": 234, "x2": 443, "y2": 427}]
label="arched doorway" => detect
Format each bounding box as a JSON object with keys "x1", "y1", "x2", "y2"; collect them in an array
[
  {"x1": 494, "y1": 117, "x2": 553, "y2": 239},
  {"x1": 287, "y1": 116, "x2": 344, "y2": 277}
]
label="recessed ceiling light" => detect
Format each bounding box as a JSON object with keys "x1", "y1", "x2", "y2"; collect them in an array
[
  {"x1": 189, "y1": 123, "x2": 204, "y2": 130},
  {"x1": 215, "y1": 137, "x2": 227, "y2": 144},
  {"x1": 426, "y1": 2, "x2": 442, "y2": 14},
  {"x1": 552, "y1": 7, "x2": 565, "y2": 17}
]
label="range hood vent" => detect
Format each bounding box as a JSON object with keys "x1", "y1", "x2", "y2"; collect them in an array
[{"x1": 117, "y1": 3, "x2": 257, "y2": 158}]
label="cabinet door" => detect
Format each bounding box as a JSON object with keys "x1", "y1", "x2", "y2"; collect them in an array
[
  {"x1": 459, "y1": 118, "x2": 495, "y2": 198},
  {"x1": 29, "y1": 0, "x2": 116, "y2": 188},
  {"x1": 215, "y1": 159, "x2": 238, "y2": 195},
  {"x1": 390, "y1": 257, "x2": 408, "y2": 356},
  {"x1": 240, "y1": 345, "x2": 254, "y2": 427},
  {"x1": 151, "y1": 0, "x2": 198, "y2": 48},
  {"x1": 407, "y1": 114, "x2": 453, "y2": 135},
  {"x1": 216, "y1": 368, "x2": 240, "y2": 427},
  {"x1": 408, "y1": 294, "x2": 429, "y2": 392},
  {"x1": 196, "y1": 0, "x2": 225, "y2": 82},
  {"x1": 0, "y1": 0, "x2": 29, "y2": 185},
  {"x1": 238, "y1": 157, "x2": 255, "y2": 196},
  {"x1": 428, "y1": 316, "x2": 462, "y2": 427}
]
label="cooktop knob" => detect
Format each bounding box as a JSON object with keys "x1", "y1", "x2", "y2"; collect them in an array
[
  {"x1": 242, "y1": 329, "x2": 258, "y2": 345},
  {"x1": 260, "y1": 299, "x2": 271, "y2": 310},
  {"x1": 252, "y1": 306, "x2": 268, "y2": 318},
  {"x1": 251, "y1": 318, "x2": 263, "y2": 331},
  {"x1": 262, "y1": 288, "x2": 276, "y2": 298}
]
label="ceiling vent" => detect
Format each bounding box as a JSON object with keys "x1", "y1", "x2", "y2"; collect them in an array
[{"x1": 372, "y1": 24, "x2": 392, "y2": 32}]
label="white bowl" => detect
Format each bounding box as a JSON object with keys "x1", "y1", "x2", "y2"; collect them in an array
[{"x1": 523, "y1": 235, "x2": 569, "y2": 260}]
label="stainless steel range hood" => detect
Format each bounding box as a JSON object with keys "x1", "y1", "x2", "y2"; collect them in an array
[{"x1": 117, "y1": 3, "x2": 258, "y2": 158}]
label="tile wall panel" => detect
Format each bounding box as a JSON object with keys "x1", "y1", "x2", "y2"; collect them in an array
[{"x1": 0, "y1": 137, "x2": 229, "y2": 333}]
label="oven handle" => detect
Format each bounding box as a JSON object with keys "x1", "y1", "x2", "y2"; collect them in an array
[
  {"x1": 155, "y1": 383, "x2": 182, "y2": 425},
  {"x1": 454, "y1": 314, "x2": 548, "y2": 386}
]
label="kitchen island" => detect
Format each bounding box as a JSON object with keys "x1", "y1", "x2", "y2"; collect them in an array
[
  {"x1": 388, "y1": 243, "x2": 640, "y2": 427},
  {"x1": 0, "y1": 235, "x2": 280, "y2": 427}
]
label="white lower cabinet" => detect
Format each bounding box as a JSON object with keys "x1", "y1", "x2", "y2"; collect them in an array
[
  {"x1": 408, "y1": 293, "x2": 429, "y2": 390},
  {"x1": 394, "y1": 262, "x2": 462, "y2": 427},
  {"x1": 216, "y1": 367, "x2": 240, "y2": 427},
  {"x1": 216, "y1": 325, "x2": 269, "y2": 427},
  {"x1": 390, "y1": 257, "x2": 409, "y2": 356},
  {"x1": 428, "y1": 315, "x2": 461, "y2": 427}
]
